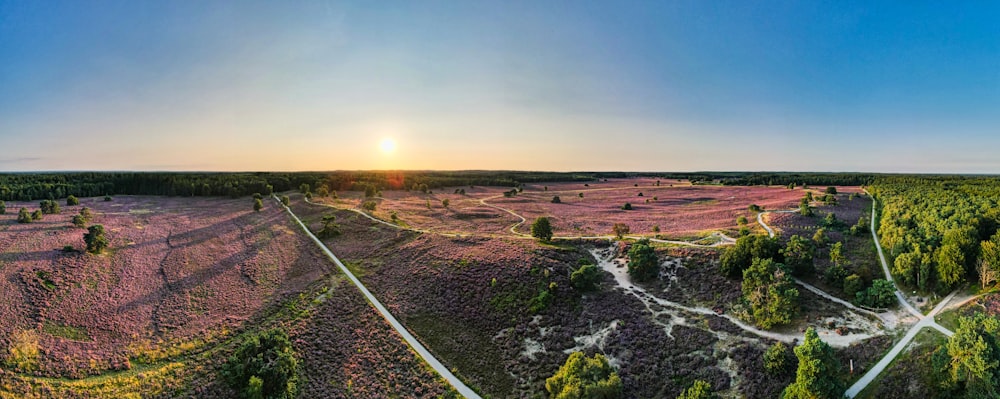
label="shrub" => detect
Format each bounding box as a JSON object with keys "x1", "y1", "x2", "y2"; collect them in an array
[
  {"x1": 361, "y1": 200, "x2": 377, "y2": 212},
  {"x1": 749, "y1": 204, "x2": 762, "y2": 212},
  {"x1": 72, "y1": 214, "x2": 87, "y2": 227},
  {"x1": 280, "y1": 196, "x2": 290, "y2": 207},
  {"x1": 5, "y1": 330, "x2": 39, "y2": 372},
  {"x1": 812, "y1": 228, "x2": 828, "y2": 246},
  {"x1": 825, "y1": 186, "x2": 837, "y2": 194},
  {"x1": 737, "y1": 215, "x2": 749, "y2": 226},
  {"x1": 781, "y1": 235, "x2": 814, "y2": 276},
  {"x1": 627, "y1": 239, "x2": 659, "y2": 282},
  {"x1": 253, "y1": 199, "x2": 264, "y2": 212},
  {"x1": 528, "y1": 289, "x2": 552, "y2": 314},
  {"x1": 764, "y1": 342, "x2": 792, "y2": 375},
  {"x1": 856, "y1": 279, "x2": 895, "y2": 308},
  {"x1": 84, "y1": 225, "x2": 109, "y2": 254},
  {"x1": 315, "y1": 187, "x2": 328, "y2": 198},
  {"x1": 720, "y1": 235, "x2": 781, "y2": 278},
  {"x1": 317, "y1": 214, "x2": 341, "y2": 238},
  {"x1": 578, "y1": 193, "x2": 584, "y2": 198},
  {"x1": 677, "y1": 380, "x2": 717, "y2": 399},
  {"x1": 622, "y1": 203, "x2": 632, "y2": 210},
  {"x1": 571, "y1": 264, "x2": 602, "y2": 291},
  {"x1": 545, "y1": 352, "x2": 622, "y2": 399},
  {"x1": 104, "y1": 195, "x2": 112, "y2": 201},
  {"x1": 31, "y1": 210, "x2": 43, "y2": 221},
  {"x1": 253, "y1": 193, "x2": 263, "y2": 200},
  {"x1": 79, "y1": 207, "x2": 93, "y2": 221},
  {"x1": 299, "y1": 183, "x2": 310, "y2": 195},
  {"x1": 66, "y1": 195, "x2": 79, "y2": 206},
  {"x1": 551, "y1": 196, "x2": 561, "y2": 204},
  {"x1": 442, "y1": 198, "x2": 450, "y2": 208},
  {"x1": 222, "y1": 329, "x2": 299, "y2": 399},
  {"x1": 612, "y1": 223, "x2": 630, "y2": 239},
  {"x1": 17, "y1": 208, "x2": 32, "y2": 223},
  {"x1": 843, "y1": 274, "x2": 864, "y2": 299}
]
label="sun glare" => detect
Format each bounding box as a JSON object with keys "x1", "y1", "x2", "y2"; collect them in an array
[{"x1": 379, "y1": 138, "x2": 397, "y2": 154}]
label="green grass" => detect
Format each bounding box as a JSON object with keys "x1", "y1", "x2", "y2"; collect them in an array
[{"x1": 42, "y1": 321, "x2": 91, "y2": 341}]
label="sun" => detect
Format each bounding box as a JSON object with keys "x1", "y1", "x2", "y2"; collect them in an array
[{"x1": 379, "y1": 138, "x2": 397, "y2": 154}]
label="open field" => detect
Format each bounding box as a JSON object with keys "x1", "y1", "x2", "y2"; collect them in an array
[{"x1": 0, "y1": 196, "x2": 449, "y2": 397}]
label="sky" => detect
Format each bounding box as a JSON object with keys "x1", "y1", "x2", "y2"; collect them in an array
[{"x1": 1, "y1": 1, "x2": 999, "y2": 173}]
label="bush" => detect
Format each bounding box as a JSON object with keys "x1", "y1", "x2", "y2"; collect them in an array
[
  {"x1": 104, "y1": 195, "x2": 112, "y2": 201},
  {"x1": 317, "y1": 214, "x2": 341, "y2": 238},
  {"x1": 856, "y1": 279, "x2": 895, "y2": 308},
  {"x1": 4, "y1": 330, "x2": 39, "y2": 372},
  {"x1": 66, "y1": 195, "x2": 79, "y2": 206},
  {"x1": 825, "y1": 186, "x2": 837, "y2": 194},
  {"x1": 749, "y1": 204, "x2": 762, "y2": 212},
  {"x1": 72, "y1": 214, "x2": 87, "y2": 228},
  {"x1": 545, "y1": 352, "x2": 623, "y2": 399},
  {"x1": 222, "y1": 329, "x2": 299, "y2": 399},
  {"x1": 84, "y1": 225, "x2": 109, "y2": 254},
  {"x1": 442, "y1": 198, "x2": 450, "y2": 208},
  {"x1": 612, "y1": 223, "x2": 630, "y2": 239},
  {"x1": 253, "y1": 199, "x2": 264, "y2": 212},
  {"x1": 0, "y1": 200, "x2": 5, "y2": 214},
  {"x1": 737, "y1": 215, "x2": 748, "y2": 226},
  {"x1": 843, "y1": 274, "x2": 864, "y2": 299},
  {"x1": 361, "y1": 199, "x2": 377, "y2": 212},
  {"x1": 621, "y1": 203, "x2": 633, "y2": 210},
  {"x1": 677, "y1": 380, "x2": 717, "y2": 399},
  {"x1": 551, "y1": 196, "x2": 561, "y2": 204},
  {"x1": 531, "y1": 217, "x2": 553, "y2": 241},
  {"x1": 280, "y1": 196, "x2": 290, "y2": 207},
  {"x1": 17, "y1": 208, "x2": 32, "y2": 223},
  {"x1": 31, "y1": 210, "x2": 43, "y2": 221},
  {"x1": 571, "y1": 264, "x2": 602, "y2": 291},
  {"x1": 627, "y1": 239, "x2": 659, "y2": 282},
  {"x1": 764, "y1": 342, "x2": 792, "y2": 375},
  {"x1": 720, "y1": 235, "x2": 781, "y2": 278},
  {"x1": 528, "y1": 289, "x2": 552, "y2": 314}
]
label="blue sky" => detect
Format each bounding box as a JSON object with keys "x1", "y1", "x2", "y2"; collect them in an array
[{"x1": 1, "y1": 1, "x2": 998, "y2": 172}]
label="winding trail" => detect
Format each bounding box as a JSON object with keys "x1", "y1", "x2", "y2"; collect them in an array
[
  {"x1": 275, "y1": 195, "x2": 482, "y2": 398},
  {"x1": 757, "y1": 197, "x2": 960, "y2": 398}
]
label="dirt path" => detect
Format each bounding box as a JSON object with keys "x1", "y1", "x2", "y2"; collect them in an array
[{"x1": 276, "y1": 196, "x2": 482, "y2": 398}]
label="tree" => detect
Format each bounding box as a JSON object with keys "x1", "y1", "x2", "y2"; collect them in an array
[
  {"x1": 720, "y1": 235, "x2": 781, "y2": 278},
  {"x1": 280, "y1": 196, "x2": 290, "y2": 206},
  {"x1": 17, "y1": 208, "x2": 32, "y2": 223},
  {"x1": 980, "y1": 233, "x2": 1000, "y2": 290},
  {"x1": 31, "y1": 210, "x2": 42, "y2": 221},
  {"x1": 612, "y1": 223, "x2": 630, "y2": 239},
  {"x1": 938, "y1": 243, "x2": 966, "y2": 290},
  {"x1": 676, "y1": 380, "x2": 717, "y2": 399},
  {"x1": 741, "y1": 258, "x2": 799, "y2": 329},
  {"x1": 977, "y1": 259, "x2": 997, "y2": 291},
  {"x1": 782, "y1": 327, "x2": 845, "y2": 399},
  {"x1": 938, "y1": 314, "x2": 1000, "y2": 398},
  {"x1": 822, "y1": 212, "x2": 839, "y2": 228},
  {"x1": 364, "y1": 184, "x2": 377, "y2": 198},
  {"x1": 317, "y1": 214, "x2": 341, "y2": 238},
  {"x1": 66, "y1": 195, "x2": 79, "y2": 206},
  {"x1": 843, "y1": 274, "x2": 864, "y2": 299},
  {"x1": 84, "y1": 225, "x2": 109, "y2": 254},
  {"x1": 749, "y1": 204, "x2": 762, "y2": 212},
  {"x1": 782, "y1": 235, "x2": 815, "y2": 276},
  {"x1": 315, "y1": 186, "x2": 329, "y2": 198},
  {"x1": 253, "y1": 198, "x2": 264, "y2": 212},
  {"x1": 812, "y1": 228, "x2": 827, "y2": 247},
  {"x1": 222, "y1": 329, "x2": 299, "y2": 399},
  {"x1": 442, "y1": 198, "x2": 450, "y2": 208},
  {"x1": 72, "y1": 214, "x2": 86, "y2": 228},
  {"x1": 531, "y1": 217, "x2": 553, "y2": 241},
  {"x1": 40, "y1": 200, "x2": 60, "y2": 214},
  {"x1": 552, "y1": 196, "x2": 561, "y2": 204},
  {"x1": 361, "y1": 199, "x2": 377, "y2": 212},
  {"x1": 765, "y1": 342, "x2": 793, "y2": 375},
  {"x1": 829, "y1": 241, "x2": 845, "y2": 267},
  {"x1": 545, "y1": 352, "x2": 623, "y2": 399},
  {"x1": 298, "y1": 183, "x2": 310, "y2": 195},
  {"x1": 627, "y1": 239, "x2": 659, "y2": 282},
  {"x1": 571, "y1": 263, "x2": 602, "y2": 292},
  {"x1": 799, "y1": 197, "x2": 813, "y2": 216},
  {"x1": 79, "y1": 207, "x2": 92, "y2": 221},
  {"x1": 104, "y1": 195, "x2": 112, "y2": 201},
  {"x1": 737, "y1": 215, "x2": 749, "y2": 226},
  {"x1": 856, "y1": 279, "x2": 895, "y2": 308},
  {"x1": 805, "y1": 191, "x2": 813, "y2": 202},
  {"x1": 621, "y1": 203, "x2": 632, "y2": 210},
  {"x1": 824, "y1": 186, "x2": 837, "y2": 195}
]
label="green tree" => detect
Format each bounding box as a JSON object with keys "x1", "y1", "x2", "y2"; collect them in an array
[
  {"x1": 829, "y1": 241, "x2": 845, "y2": 267},
  {"x1": 621, "y1": 203, "x2": 632, "y2": 210},
  {"x1": 298, "y1": 183, "x2": 310, "y2": 195},
  {"x1": 317, "y1": 214, "x2": 341, "y2": 239},
  {"x1": 627, "y1": 239, "x2": 659, "y2": 282},
  {"x1": 40, "y1": 200, "x2": 60, "y2": 214},
  {"x1": 17, "y1": 208, "x2": 31, "y2": 223},
  {"x1": 531, "y1": 217, "x2": 554, "y2": 241},
  {"x1": 939, "y1": 314, "x2": 1000, "y2": 398},
  {"x1": 857, "y1": 279, "x2": 895, "y2": 308},
  {"x1": 442, "y1": 198, "x2": 450, "y2": 208},
  {"x1": 72, "y1": 214, "x2": 86, "y2": 228},
  {"x1": 364, "y1": 184, "x2": 377, "y2": 198},
  {"x1": 84, "y1": 225, "x2": 109, "y2": 254},
  {"x1": 822, "y1": 212, "x2": 839, "y2": 228},
  {"x1": 938, "y1": 244, "x2": 966, "y2": 290},
  {"x1": 749, "y1": 204, "x2": 762, "y2": 212},
  {"x1": 824, "y1": 186, "x2": 837, "y2": 195},
  {"x1": 799, "y1": 198, "x2": 813, "y2": 216},
  {"x1": 741, "y1": 258, "x2": 799, "y2": 329},
  {"x1": 79, "y1": 207, "x2": 93, "y2": 221},
  {"x1": 31, "y1": 210, "x2": 42, "y2": 221},
  {"x1": 280, "y1": 195, "x2": 290, "y2": 207},
  {"x1": 0, "y1": 200, "x2": 4, "y2": 214},
  {"x1": 812, "y1": 228, "x2": 828, "y2": 247},
  {"x1": 104, "y1": 195, "x2": 112, "y2": 201},
  {"x1": 222, "y1": 329, "x2": 299, "y2": 399},
  {"x1": 676, "y1": 380, "x2": 717, "y2": 399},
  {"x1": 611, "y1": 223, "x2": 630, "y2": 239},
  {"x1": 361, "y1": 199, "x2": 377, "y2": 212},
  {"x1": 720, "y1": 235, "x2": 781, "y2": 278},
  {"x1": 66, "y1": 195, "x2": 79, "y2": 206},
  {"x1": 545, "y1": 352, "x2": 623, "y2": 399},
  {"x1": 253, "y1": 198, "x2": 264, "y2": 212},
  {"x1": 824, "y1": 263, "x2": 849, "y2": 288},
  {"x1": 315, "y1": 186, "x2": 329, "y2": 198},
  {"x1": 552, "y1": 196, "x2": 561, "y2": 204},
  {"x1": 571, "y1": 264, "x2": 602, "y2": 292},
  {"x1": 737, "y1": 215, "x2": 749, "y2": 226},
  {"x1": 782, "y1": 235, "x2": 815, "y2": 276},
  {"x1": 782, "y1": 327, "x2": 845, "y2": 399}
]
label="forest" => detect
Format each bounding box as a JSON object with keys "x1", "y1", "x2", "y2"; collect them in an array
[
  {"x1": 871, "y1": 176, "x2": 1000, "y2": 293},
  {"x1": 0, "y1": 171, "x2": 889, "y2": 202}
]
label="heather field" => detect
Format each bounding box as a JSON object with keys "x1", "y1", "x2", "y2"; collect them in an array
[
  {"x1": 312, "y1": 179, "x2": 863, "y2": 240},
  {"x1": 288, "y1": 190, "x2": 886, "y2": 398},
  {"x1": 0, "y1": 196, "x2": 449, "y2": 398}
]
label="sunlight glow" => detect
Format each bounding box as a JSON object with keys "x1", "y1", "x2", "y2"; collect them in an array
[{"x1": 379, "y1": 138, "x2": 397, "y2": 154}]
